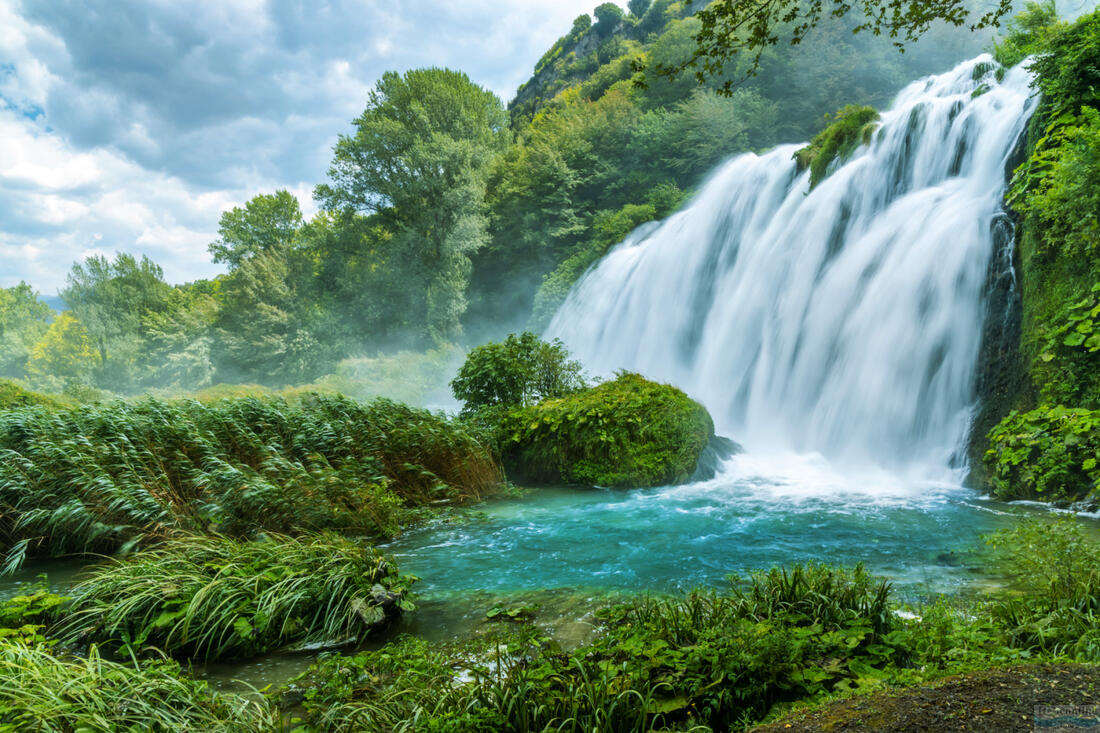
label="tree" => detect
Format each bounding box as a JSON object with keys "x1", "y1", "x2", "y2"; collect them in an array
[
  {"x1": 451, "y1": 332, "x2": 587, "y2": 415},
  {"x1": 629, "y1": 0, "x2": 652, "y2": 18},
  {"x1": 0, "y1": 283, "x2": 53, "y2": 377},
  {"x1": 594, "y1": 3, "x2": 625, "y2": 37},
  {"x1": 652, "y1": 0, "x2": 1013, "y2": 92},
  {"x1": 61, "y1": 253, "x2": 172, "y2": 389},
  {"x1": 315, "y1": 68, "x2": 508, "y2": 345},
  {"x1": 208, "y1": 190, "x2": 303, "y2": 270},
  {"x1": 26, "y1": 312, "x2": 101, "y2": 381}
]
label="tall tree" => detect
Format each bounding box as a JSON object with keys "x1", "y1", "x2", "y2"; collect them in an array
[
  {"x1": 61, "y1": 253, "x2": 171, "y2": 389},
  {"x1": 0, "y1": 283, "x2": 53, "y2": 378},
  {"x1": 208, "y1": 190, "x2": 303, "y2": 270},
  {"x1": 315, "y1": 67, "x2": 508, "y2": 345}
]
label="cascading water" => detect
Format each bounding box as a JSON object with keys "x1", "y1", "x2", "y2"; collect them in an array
[
  {"x1": 385, "y1": 58, "x2": 1045, "y2": 603},
  {"x1": 547, "y1": 56, "x2": 1037, "y2": 481}
]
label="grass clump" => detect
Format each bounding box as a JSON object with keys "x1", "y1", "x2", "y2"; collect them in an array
[
  {"x1": 984, "y1": 405, "x2": 1100, "y2": 503},
  {"x1": 497, "y1": 372, "x2": 714, "y2": 488},
  {"x1": 0, "y1": 394, "x2": 503, "y2": 568},
  {"x1": 58, "y1": 532, "x2": 412, "y2": 661},
  {"x1": 0, "y1": 640, "x2": 281, "y2": 732},
  {"x1": 795, "y1": 105, "x2": 880, "y2": 189}
]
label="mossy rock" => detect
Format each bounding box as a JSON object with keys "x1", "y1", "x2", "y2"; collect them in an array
[
  {"x1": 794, "y1": 105, "x2": 880, "y2": 189},
  {"x1": 498, "y1": 372, "x2": 714, "y2": 488}
]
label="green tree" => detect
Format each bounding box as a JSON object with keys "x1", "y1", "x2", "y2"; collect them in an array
[
  {"x1": 61, "y1": 253, "x2": 172, "y2": 390},
  {"x1": 0, "y1": 283, "x2": 53, "y2": 377},
  {"x1": 594, "y1": 3, "x2": 625, "y2": 37},
  {"x1": 141, "y1": 283, "x2": 219, "y2": 390},
  {"x1": 316, "y1": 68, "x2": 508, "y2": 344},
  {"x1": 451, "y1": 332, "x2": 587, "y2": 414},
  {"x1": 629, "y1": 0, "x2": 652, "y2": 18},
  {"x1": 26, "y1": 312, "x2": 101, "y2": 381},
  {"x1": 208, "y1": 190, "x2": 303, "y2": 270}
]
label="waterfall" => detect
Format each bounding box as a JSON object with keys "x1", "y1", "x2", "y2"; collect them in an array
[{"x1": 547, "y1": 56, "x2": 1037, "y2": 481}]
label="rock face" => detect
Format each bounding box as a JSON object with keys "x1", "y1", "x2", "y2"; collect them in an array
[{"x1": 496, "y1": 372, "x2": 715, "y2": 489}]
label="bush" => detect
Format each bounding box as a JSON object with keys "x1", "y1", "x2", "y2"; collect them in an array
[
  {"x1": 984, "y1": 405, "x2": 1100, "y2": 502},
  {"x1": 59, "y1": 532, "x2": 414, "y2": 661},
  {"x1": 0, "y1": 394, "x2": 503, "y2": 569},
  {"x1": 0, "y1": 379, "x2": 66, "y2": 410},
  {"x1": 498, "y1": 372, "x2": 713, "y2": 488},
  {"x1": 451, "y1": 332, "x2": 586, "y2": 415},
  {"x1": 795, "y1": 105, "x2": 880, "y2": 189}
]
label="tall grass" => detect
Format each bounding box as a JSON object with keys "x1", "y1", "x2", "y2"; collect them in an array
[
  {"x1": 0, "y1": 393, "x2": 503, "y2": 568},
  {"x1": 58, "y1": 532, "x2": 413, "y2": 661},
  {"x1": 0, "y1": 639, "x2": 282, "y2": 732}
]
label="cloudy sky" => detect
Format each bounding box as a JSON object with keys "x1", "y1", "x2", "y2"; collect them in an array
[{"x1": 0, "y1": 0, "x2": 613, "y2": 295}]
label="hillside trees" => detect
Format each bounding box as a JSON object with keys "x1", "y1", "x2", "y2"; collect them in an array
[
  {"x1": 0, "y1": 283, "x2": 52, "y2": 377},
  {"x1": 316, "y1": 68, "x2": 508, "y2": 345}
]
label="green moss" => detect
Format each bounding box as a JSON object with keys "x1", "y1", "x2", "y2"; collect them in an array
[
  {"x1": 497, "y1": 372, "x2": 713, "y2": 488},
  {"x1": 794, "y1": 105, "x2": 880, "y2": 189}
]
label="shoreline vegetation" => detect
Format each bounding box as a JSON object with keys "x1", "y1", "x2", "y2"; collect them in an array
[{"x1": 1, "y1": 1, "x2": 1099, "y2": 731}]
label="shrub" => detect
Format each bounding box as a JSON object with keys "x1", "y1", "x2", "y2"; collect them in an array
[
  {"x1": 984, "y1": 405, "x2": 1100, "y2": 502},
  {"x1": 498, "y1": 372, "x2": 713, "y2": 488},
  {"x1": 451, "y1": 332, "x2": 586, "y2": 414},
  {"x1": 0, "y1": 379, "x2": 66, "y2": 410},
  {"x1": 58, "y1": 532, "x2": 414, "y2": 661}
]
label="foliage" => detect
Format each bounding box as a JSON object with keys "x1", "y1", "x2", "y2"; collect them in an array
[
  {"x1": 0, "y1": 640, "x2": 282, "y2": 732},
  {"x1": 451, "y1": 332, "x2": 586, "y2": 414},
  {"x1": 25, "y1": 312, "x2": 101, "y2": 383},
  {"x1": 795, "y1": 105, "x2": 880, "y2": 188},
  {"x1": 984, "y1": 405, "x2": 1100, "y2": 502},
  {"x1": 59, "y1": 532, "x2": 413, "y2": 661},
  {"x1": 283, "y1": 563, "x2": 904, "y2": 732},
  {"x1": 0, "y1": 394, "x2": 502, "y2": 568},
  {"x1": 987, "y1": 518, "x2": 1100, "y2": 659},
  {"x1": 657, "y1": 0, "x2": 1012, "y2": 92},
  {"x1": 991, "y1": 0, "x2": 1061, "y2": 67},
  {"x1": 209, "y1": 190, "x2": 304, "y2": 270},
  {"x1": 497, "y1": 372, "x2": 713, "y2": 488},
  {"x1": 0, "y1": 380, "x2": 66, "y2": 410},
  {"x1": 0, "y1": 283, "x2": 53, "y2": 379},
  {"x1": 316, "y1": 68, "x2": 508, "y2": 344}
]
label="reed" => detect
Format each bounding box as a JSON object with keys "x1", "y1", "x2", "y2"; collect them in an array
[{"x1": 58, "y1": 532, "x2": 413, "y2": 661}]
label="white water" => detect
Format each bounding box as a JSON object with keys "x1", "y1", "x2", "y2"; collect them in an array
[{"x1": 548, "y1": 56, "x2": 1037, "y2": 482}]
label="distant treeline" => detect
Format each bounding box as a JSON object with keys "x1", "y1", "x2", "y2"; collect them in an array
[{"x1": 0, "y1": 0, "x2": 984, "y2": 394}]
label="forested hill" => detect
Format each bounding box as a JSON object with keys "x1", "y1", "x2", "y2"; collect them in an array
[
  {"x1": 469, "y1": 0, "x2": 986, "y2": 336},
  {"x1": 0, "y1": 0, "x2": 987, "y2": 399}
]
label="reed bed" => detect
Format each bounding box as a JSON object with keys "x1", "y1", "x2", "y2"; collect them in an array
[
  {"x1": 58, "y1": 532, "x2": 413, "y2": 661},
  {"x1": 0, "y1": 394, "x2": 503, "y2": 568},
  {"x1": 0, "y1": 640, "x2": 282, "y2": 732}
]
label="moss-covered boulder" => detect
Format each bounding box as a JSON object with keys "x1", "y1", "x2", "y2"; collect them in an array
[
  {"x1": 497, "y1": 372, "x2": 714, "y2": 488},
  {"x1": 795, "y1": 105, "x2": 880, "y2": 189}
]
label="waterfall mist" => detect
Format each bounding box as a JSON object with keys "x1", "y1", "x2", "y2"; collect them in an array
[{"x1": 547, "y1": 56, "x2": 1037, "y2": 482}]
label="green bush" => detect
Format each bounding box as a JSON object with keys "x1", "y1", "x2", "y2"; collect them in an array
[
  {"x1": 0, "y1": 379, "x2": 66, "y2": 410},
  {"x1": 984, "y1": 405, "x2": 1100, "y2": 502},
  {"x1": 0, "y1": 394, "x2": 503, "y2": 568},
  {"x1": 451, "y1": 332, "x2": 586, "y2": 415},
  {"x1": 59, "y1": 532, "x2": 414, "y2": 661},
  {"x1": 498, "y1": 372, "x2": 713, "y2": 488},
  {"x1": 795, "y1": 105, "x2": 880, "y2": 189},
  {"x1": 987, "y1": 517, "x2": 1100, "y2": 659}
]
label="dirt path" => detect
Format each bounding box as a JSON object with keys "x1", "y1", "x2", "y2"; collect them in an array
[{"x1": 751, "y1": 664, "x2": 1100, "y2": 732}]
